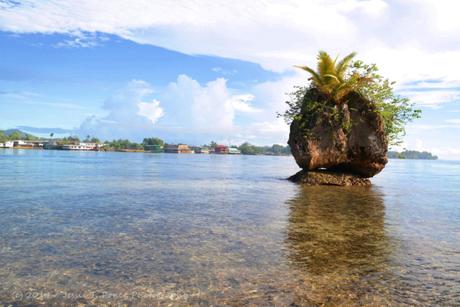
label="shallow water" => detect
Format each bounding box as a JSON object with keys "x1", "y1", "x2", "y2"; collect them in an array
[{"x1": 0, "y1": 149, "x2": 459, "y2": 305}]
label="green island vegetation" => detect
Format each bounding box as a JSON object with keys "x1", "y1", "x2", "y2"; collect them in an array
[
  {"x1": 142, "y1": 137, "x2": 165, "y2": 147},
  {"x1": 59, "y1": 136, "x2": 101, "y2": 145},
  {"x1": 387, "y1": 150, "x2": 438, "y2": 160},
  {"x1": 105, "y1": 139, "x2": 143, "y2": 151},
  {"x1": 280, "y1": 51, "x2": 421, "y2": 145},
  {"x1": 0, "y1": 129, "x2": 39, "y2": 142},
  {"x1": 237, "y1": 142, "x2": 291, "y2": 155}
]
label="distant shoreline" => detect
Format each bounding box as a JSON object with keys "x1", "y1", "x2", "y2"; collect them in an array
[
  {"x1": 387, "y1": 150, "x2": 438, "y2": 160},
  {"x1": 1, "y1": 147, "x2": 446, "y2": 160},
  {"x1": 0, "y1": 130, "x2": 291, "y2": 156},
  {"x1": 0, "y1": 130, "x2": 439, "y2": 159},
  {"x1": 0, "y1": 147, "x2": 292, "y2": 157}
]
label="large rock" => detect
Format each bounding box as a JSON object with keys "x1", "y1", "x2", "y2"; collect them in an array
[{"x1": 288, "y1": 90, "x2": 388, "y2": 178}]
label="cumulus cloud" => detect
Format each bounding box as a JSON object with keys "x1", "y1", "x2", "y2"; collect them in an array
[
  {"x1": 153, "y1": 73, "x2": 303, "y2": 145},
  {"x1": 154, "y1": 75, "x2": 277, "y2": 143},
  {"x1": 76, "y1": 75, "x2": 274, "y2": 143},
  {"x1": 229, "y1": 94, "x2": 259, "y2": 113},
  {"x1": 78, "y1": 80, "x2": 164, "y2": 140},
  {"x1": 159, "y1": 75, "x2": 236, "y2": 133},
  {"x1": 137, "y1": 100, "x2": 164, "y2": 124}
]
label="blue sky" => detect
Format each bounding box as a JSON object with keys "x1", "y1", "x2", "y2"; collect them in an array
[
  {"x1": 0, "y1": 31, "x2": 283, "y2": 144},
  {"x1": 1, "y1": 1, "x2": 460, "y2": 158}
]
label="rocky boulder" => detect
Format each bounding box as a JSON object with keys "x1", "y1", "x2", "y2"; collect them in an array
[
  {"x1": 288, "y1": 90, "x2": 388, "y2": 181},
  {"x1": 288, "y1": 170, "x2": 371, "y2": 186}
]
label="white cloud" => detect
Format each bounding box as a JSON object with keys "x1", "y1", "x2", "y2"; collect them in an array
[
  {"x1": 53, "y1": 31, "x2": 109, "y2": 48},
  {"x1": 393, "y1": 122, "x2": 460, "y2": 159},
  {"x1": 398, "y1": 90, "x2": 460, "y2": 108},
  {"x1": 229, "y1": 94, "x2": 259, "y2": 113},
  {"x1": 211, "y1": 67, "x2": 237, "y2": 76},
  {"x1": 250, "y1": 72, "x2": 307, "y2": 119},
  {"x1": 247, "y1": 118, "x2": 289, "y2": 136},
  {"x1": 405, "y1": 122, "x2": 460, "y2": 131},
  {"x1": 77, "y1": 75, "x2": 273, "y2": 143},
  {"x1": 0, "y1": 90, "x2": 85, "y2": 110},
  {"x1": 156, "y1": 75, "x2": 283, "y2": 144},
  {"x1": 160, "y1": 75, "x2": 236, "y2": 133},
  {"x1": 445, "y1": 119, "x2": 460, "y2": 125},
  {"x1": 78, "y1": 80, "x2": 164, "y2": 139},
  {"x1": 391, "y1": 135, "x2": 460, "y2": 160},
  {"x1": 2, "y1": 0, "x2": 460, "y2": 80},
  {"x1": 336, "y1": 0, "x2": 388, "y2": 17},
  {"x1": 395, "y1": 79, "x2": 460, "y2": 108},
  {"x1": 137, "y1": 100, "x2": 163, "y2": 124}
]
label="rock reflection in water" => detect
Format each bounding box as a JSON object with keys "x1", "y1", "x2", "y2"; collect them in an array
[{"x1": 284, "y1": 185, "x2": 395, "y2": 305}]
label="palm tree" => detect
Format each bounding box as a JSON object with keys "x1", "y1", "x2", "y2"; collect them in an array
[{"x1": 296, "y1": 51, "x2": 364, "y2": 101}]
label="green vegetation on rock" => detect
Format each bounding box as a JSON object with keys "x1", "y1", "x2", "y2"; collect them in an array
[
  {"x1": 295, "y1": 51, "x2": 364, "y2": 101},
  {"x1": 281, "y1": 51, "x2": 421, "y2": 145}
]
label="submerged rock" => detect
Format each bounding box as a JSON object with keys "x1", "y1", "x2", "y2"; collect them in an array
[
  {"x1": 288, "y1": 170, "x2": 371, "y2": 186},
  {"x1": 288, "y1": 90, "x2": 388, "y2": 181}
]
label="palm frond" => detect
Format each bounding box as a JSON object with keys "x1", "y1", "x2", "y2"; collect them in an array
[
  {"x1": 323, "y1": 74, "x2": 340, "y2": 83},
  {"x1": 333, "y1": 54, "x2": 339, "y2": 66},
  {"x1": 335, "y1": 52, "x2": 356, "y2": 81},
  {"x1": 294, "y1": 65, "x2": 323, "y2": 85},
  {"x1": 317, "y1": 51, "x2": 336, "y2": 79},
  {"x1": 297, "y1": 51, "x2": 362, "y2": 103}
]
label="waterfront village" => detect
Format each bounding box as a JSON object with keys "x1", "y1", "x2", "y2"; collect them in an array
[
  {"x1": 0, "y1": 140, "x2": 242, "y2": 154},
  {"x1": 0, "y1": 131, "x2": 292, "y2": 156}
]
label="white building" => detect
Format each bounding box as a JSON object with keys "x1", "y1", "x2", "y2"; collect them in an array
[
  {"x1": 228, "y1": 147, "x2": 241, "y2": 154},
  {"x1": 61, "y1": 143, "x2": 98, "y2": 151},
  {"x1": 0, "y1": 141, "x2": 14, "y2": 148}
]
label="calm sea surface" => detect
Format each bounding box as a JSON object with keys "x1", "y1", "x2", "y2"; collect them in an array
[{"x1": 0, "y1": 149, "x2": 459, "y2": 305}]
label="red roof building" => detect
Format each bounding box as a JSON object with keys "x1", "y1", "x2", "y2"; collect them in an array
[{"x1": 214, "y1": 145, "x2": 229, "y2": 154}]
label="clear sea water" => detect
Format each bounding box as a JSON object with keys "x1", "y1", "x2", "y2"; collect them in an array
[{"x1": 0, "y1": 149, "x2": 459, "y2": 305}]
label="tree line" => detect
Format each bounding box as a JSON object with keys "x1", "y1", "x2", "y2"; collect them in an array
[
  {"x1": 0, "y1": 129, "x2": 39, "y2": 142},
  {"x1": 387, "y1": 150, "x2": 438, "y2": 160}
]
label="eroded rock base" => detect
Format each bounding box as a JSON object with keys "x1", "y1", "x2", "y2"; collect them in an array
[{"x1": 288, "y1": 170, "x2": 371, "y2": 186}]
